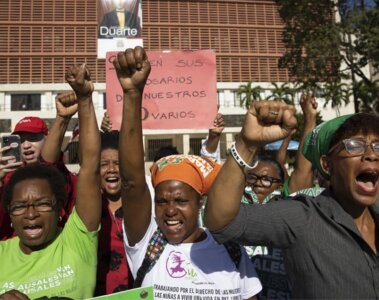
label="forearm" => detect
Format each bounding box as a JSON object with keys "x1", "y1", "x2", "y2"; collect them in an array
[
  {"x1": 276, "y1": 137, "x2": 290, "y2": 167},
  {"x1": 76, "y1": 95, "x2": 101, "y2": 231},
  {"x1": 288, "y1": 116, "x2": 316, "y2": 193},
  {"x1": 205, "y1": 138, "x2": 257, "y2": 231},
  {"x1": 41, "y1": 116, "x2": 70, "y2": 163},
  {"x1": 78, "y1": 96, "x2": 100, "y2": 169},
  {"x1": 119, "y1": 90, "x2": 152, "y2": 245},
  {"x1": 119, "y1": 90, "x2": 146, "y2": 185},
  {"x1": 205, "y1": 132, "x2": 221, "y2": 154}
]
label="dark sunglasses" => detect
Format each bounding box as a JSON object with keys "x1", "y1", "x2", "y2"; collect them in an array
[{"x1": 19, "y1": 133, "x2": 45, "y2": 143}]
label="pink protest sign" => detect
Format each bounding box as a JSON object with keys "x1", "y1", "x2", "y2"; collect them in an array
[{"x1": 105, "y1": 50, "x2": 218, "y2": 129}]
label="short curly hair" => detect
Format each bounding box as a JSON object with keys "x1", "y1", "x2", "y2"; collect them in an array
[
  {"x1": 153, "y1": 145, "x2": 179, "y2": 162},
  {"x1": 2, "y1": 164, "x2": 67, "y2": 212},
  {"x1": 100, "y1": 130, "x2": 119, "y2": 152},
  {"x1": 329, "y1": 113, "x2": 379, "y2": 150},
  {"x1": 256, "y1": 156, "x2": 285, "y2": 182}
]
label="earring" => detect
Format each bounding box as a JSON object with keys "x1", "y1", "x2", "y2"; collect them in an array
[
  {"x1": 10, "y1": 223, "x2": 13, "y2": 228},
  {"x1": 59, "y1": 216, "x2": 62, "y2": 222}
]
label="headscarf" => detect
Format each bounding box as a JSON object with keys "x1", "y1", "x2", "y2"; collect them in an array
[
  {"x1": 150, "y1": 155, "x2": 221, "y2": 195},
  {"x1": 302, "y1": 114, "x2": 353, "y2": 179}
]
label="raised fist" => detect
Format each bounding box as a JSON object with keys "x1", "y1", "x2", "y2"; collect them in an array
[{"x1": 65, "y1": 64, "x2": 94, "y2": 98}]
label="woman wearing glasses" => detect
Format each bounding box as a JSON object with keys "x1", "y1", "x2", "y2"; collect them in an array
[
  {"x1": 0, "y1": 64, "x2": 101, "y2": 300},
  {"x1": 243, "y1": 157, "x2": 284, "y2": 205},
  {"x1": 205, "y1": 101, "x2": 379, "y2": 299}
]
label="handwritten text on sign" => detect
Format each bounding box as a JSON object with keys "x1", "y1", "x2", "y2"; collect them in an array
[{"x1": 105, "y1": 50, "x2": 218, "y2": 129}]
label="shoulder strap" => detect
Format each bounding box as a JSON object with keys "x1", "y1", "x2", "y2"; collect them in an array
[
  {"x1": 133, "y1": 228, "x2": 168, "y2": 288},
  {"x1": 223, "y1": 241, "x2": 242, "y2": 268}
]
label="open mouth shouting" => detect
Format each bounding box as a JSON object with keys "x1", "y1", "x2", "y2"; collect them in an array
[
  {"x1": 355, "y1": 169, "x2": 379, "y2": 195},
  {"x1": 105, "y1": 175, "x2": 120, "y2": 190},
  {"x1": 23, "y1": 223, "x2": 43, "y2": 239}
]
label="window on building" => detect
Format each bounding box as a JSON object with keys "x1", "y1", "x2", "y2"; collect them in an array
[
  {"x1": 103, "y1": 93, "x2": 107, "y2": 109},
  {"x1": 147, "y1": 138, "x2": 174, "y2": 162},
  {"x1": 189, "y1": 138, "x2": 204, "y2": 156},
  {"x1": 0, "y1": 119, "x2": 12, "y2": 133},
  {"x1": 11, "y1": 94, "x2": 41, "y2": 111}
]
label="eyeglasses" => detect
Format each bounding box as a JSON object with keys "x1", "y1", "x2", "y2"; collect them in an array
[
  {"x1": 9, "y1": 200, "x2": 56, "y2": 216},
  {"x1": 328, "y1": 139, "x2": 379, "y2": 156},
  {"x1": 246, "y1": 173, "x2": 282, "y2": 188}
]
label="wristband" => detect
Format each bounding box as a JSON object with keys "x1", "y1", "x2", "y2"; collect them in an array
[{"x1": 230, "y1": 142, "x2": 258, "y2": 171}]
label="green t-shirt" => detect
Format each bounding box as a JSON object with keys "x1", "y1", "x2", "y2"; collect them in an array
[{"x1": 0, "y1": 208, "x2": 98, "y2": 299}]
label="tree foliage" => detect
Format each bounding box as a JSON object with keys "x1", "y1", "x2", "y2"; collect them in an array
[
  {"x1": 236, "y1": 81, "x2": 263, "y2": 109},
  {"x1": 275, "y1": 0, "x2": 379, "y2": 114},
  {"x1": 267, "y1": 82, "x2": 297, "y2": 104}
]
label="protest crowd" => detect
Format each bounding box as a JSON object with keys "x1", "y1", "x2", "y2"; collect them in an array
[{"x1": 0, "y1": 46, "x2": 378, "y2": 300}]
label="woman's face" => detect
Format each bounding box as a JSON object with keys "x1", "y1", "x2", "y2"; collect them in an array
[
  {"x1": 154, "y1": 180, "x2": 202, "y2": 244},
  {"x1": 326, "y1": 132, "x2": 379, "y2": 210},
  {"x1": 245, "y1": 162, "x2": 283, "y2": 203},
  {"x1": 9, "y1": 178, "x2": 59, "y2": 254},
  {"x1": 100, "y1": 148, "x2": 121, "y2": 197}
]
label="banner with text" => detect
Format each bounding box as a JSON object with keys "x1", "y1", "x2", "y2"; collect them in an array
[
  {"x1": 105, "y1": 50, "x2": 218, "y2": 130},
  {"x1": 97, "y1": 0, "x2": 143, "y2": 58}
]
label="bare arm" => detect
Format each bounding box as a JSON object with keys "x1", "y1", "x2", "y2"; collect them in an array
[
  {"x1": 41, "y1": 92, "x2": 78, "y2": 163},
  {"x1": 113, "y1": 47, "x2": 152, "y2": 246},
  {"x1": 205, "y1": 113, "x2": 224, "y2": 154},
  {"x1": 204, "y1": 101, "x2": 297, "y2": 231},
  {"x1": 65, "y1": 64, "x2": 101, "y2": 231},
  {"x1": 275, "y1": 133, "x2": 292, "y2": 179},
  {"x1": 287, "y1": 92, "x2": 318, "y2": 194}
]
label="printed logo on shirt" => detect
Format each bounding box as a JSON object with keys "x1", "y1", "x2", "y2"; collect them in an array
[{"x1": 166, "y1": 250, "x2": 187, "y2": 278}]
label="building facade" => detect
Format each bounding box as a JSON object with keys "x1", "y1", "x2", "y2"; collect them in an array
[{"x1": 0, "y1": 0, "x2": 354, "y2": 168}]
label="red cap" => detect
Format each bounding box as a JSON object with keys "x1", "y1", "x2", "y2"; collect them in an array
[{"x1": 12, "y1": 117, "x2": 49, "y2": 135}]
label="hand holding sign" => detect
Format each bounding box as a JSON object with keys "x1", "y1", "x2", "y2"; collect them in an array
[{"x1": 113, "y1": 46, "x2": 151, "y2": 95}]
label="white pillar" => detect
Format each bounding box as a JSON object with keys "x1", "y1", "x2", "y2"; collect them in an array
[
  {"x1": 92, "y1": 91, "x2": 100, "y2": 109},
  {"x1": 226, "y1": 133, "x2": 234, "y2": 149},
  {"x1": 0, "y1": 92, "x2": 5, "y2": 111},
  {"x1": 183, "y1": 134, "x2": 190, "y2": 155},
  {"x1": 44, "y1": 91, "x2": 53, "y2": 111},
  {"x1": 4, "y1": 93, "x2": 10, "y2": 112}
]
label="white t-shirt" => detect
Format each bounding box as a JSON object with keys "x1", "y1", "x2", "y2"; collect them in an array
[{"x1": 124, "y1": 218, "x2": 262, "y2": 300}]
